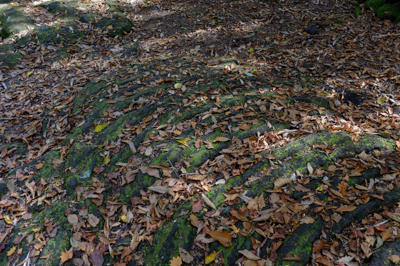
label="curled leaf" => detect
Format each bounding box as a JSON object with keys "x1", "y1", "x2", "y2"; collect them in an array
[{"x1": 176, "y1": 138, "x2": 189, "y2": 148}]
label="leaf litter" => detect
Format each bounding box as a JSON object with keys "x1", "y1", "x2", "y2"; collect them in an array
[{"x1": 0, "y1": 0, "x2": 399, "y2": 264}]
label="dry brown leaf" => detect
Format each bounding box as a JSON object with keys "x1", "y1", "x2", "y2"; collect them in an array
[
  {"x1": 184, "y1": 174, "x2": 206, "y2": 181},
  {"x1": 207, "y1": 230, "x2": 232, "y2": 247},
  {"x1": 388, "y1": 255, "x2": 400, "y2": 264},
  {"x1": 213, "y1": 137, "x2": 230, "y2": 142},
  {"x1": 336, "y1": 205, "x2": 357, "y2": 212},
  {"x1": 238, "y1": 250, "x2": 260, "y2": 260},
  {"x1": 169, "y1": 256, "x2": 182, "y2": 266},
  {"x1": 299, "y1": 216, "x2": 315, "y2": 224},
  {"x1": 88, "y1": 214, "x2": 100, "y2": 227},
  {"x1": 201, "y1": 193, "x2": 216, "y2": 209},
  {"x1": 282, "y1": 253, "x2": 301, "y2": 261},
  {"x1": 307, "y1": 163, "x2": 313, "y2": 175},
  {"x1": 274, "y1": 178, "x2": 293, "y2": 189},
  {"x1": 60, "y1": 250, "x2": 73, "y2": 263},
  {"x1": 179, "y1": 248, "x2": 193, "y2": 263},
  {"x1": 190, "y1": 214, "x2": 200, "y2": 228},
  {"x1": 67, "y1": 214, "x2": 79, "y2": 224}
]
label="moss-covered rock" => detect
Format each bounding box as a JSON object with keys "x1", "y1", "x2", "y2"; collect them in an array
[
  {"x1": 0, "y1": 52, "x2": 23, "y2": 67},
  {"x1": 1, "y1": 56, "x2": 399, "y2": 265}
]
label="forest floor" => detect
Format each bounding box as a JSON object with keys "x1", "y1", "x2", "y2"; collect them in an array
[{"x1": 0, "y1": 0, "x2": 400, "y2": 265}]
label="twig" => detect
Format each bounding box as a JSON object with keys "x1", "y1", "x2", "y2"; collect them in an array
[
  {"x1": 257, "y1": 237, "x2": 268, "y2": 257},
  {"x1": 0, "y1": 117, "x2": 17, "y2": 120},
  {"x1": 373, "y1": 33, "x2": 400, "y2": 38},
  {"x1": 373, "y1": 219, "x2": 388, "y2": 227},
  {"x1": 167, "y1": 159, "x2": 179, "y2": 178}
]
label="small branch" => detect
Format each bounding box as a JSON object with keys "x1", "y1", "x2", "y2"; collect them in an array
[
  {"x1": 0, "y1": 117, "x2": 17, "y2": 120},
  {"x1": 167, "y1": 159, "x2": 180, "y2": 178},
  {"x1": 373, "y1": 33, "x2": 400, "y2": 38}
]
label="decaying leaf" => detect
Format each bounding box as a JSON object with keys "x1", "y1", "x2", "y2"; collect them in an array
[
  {"x1": 274, "y1": 177, "x2": 293, "y2": 189},
  {"x1": 179, "y1": 248, "x2": 194, "y2": 263}
]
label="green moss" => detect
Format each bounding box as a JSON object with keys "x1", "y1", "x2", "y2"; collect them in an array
[
  {"x1": 376, "y1": 3, "x2": 400, "y2": 23},
  {"x1": 366, "y1": 0, "x2": 386, "y2": 11},
  {"x1": 354, "y1": 6, "x2": 361, "y2": 17},
  {"x1": 334, "y1": 19, "x2": 343, "y2": 24},
  {"x1": 0, "y1": 52, "x2": 23, "y2": 68}
]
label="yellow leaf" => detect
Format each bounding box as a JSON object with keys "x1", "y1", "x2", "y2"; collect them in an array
[
  {"x1": 107, "y1": 25, "x2": 113, "y2": 29},
  {"x1": 104, "y1": 154, "x2": 110, "y2": 165},
  {"x1": 228, "y1": 224, "x2": 240, "y2": 234},
  {"x1": 4, "y1": 215, "x2": 12, "y2": 224},
  {"x1": 7, "y1": 246, "x2": 16, "y2": 256},
  {"x1": 27, "y1": 71, "x2": 33, "y2": 77},
  {"x1": 94, "y1": 124, "x2": 107, "y2": 132},
  {"x1": 176, "y1": 138, "x2": 189, "y2": 148},
  {"x1": 169, "y1": 256, "x2": 182, "y2": 266},
  {"x1": 377, "y1": 96, "x2": 385, "y2": 105},
  {"x1": 120, "y1": 215, "x2": 127, "y2": 223},
  {"x1": 316, "y1": 186, "x2": 324, "y2": 192},
  {"x1": 248, "y1": 47, "x2": 253, "y2": 53},
  {"x1": 174, "y1": 83, "x2": 182, "y2": 89},
  {"x1": 205, "y1": 251, "x2": 220, "y2": 264}
]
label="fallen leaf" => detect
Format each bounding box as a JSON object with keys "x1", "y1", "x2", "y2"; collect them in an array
[
  {"x1": 94, "y1": 124, "x2": 107, "y2": 132},
  {"x1": 208, "y1": 230, "x2": 232, "y2": 247},
  {"x1": 388, "y1": 255, "x2": 400, "y2": 264},
  {"x1": 336, "y1": 205, "x2": 357, "y2": 212},
  {"x1": 67, "y1": 214, "x2": 79, "y2": 224},
  {"x1": 192, "y1": 199, "x2": 203, "y2": 213},
  {"x1": 176, "y1": 138, "x2": 189, "y2": 148},
  {"x1": 213, "y1": 137, "x2": 230, "y2": 142},
  {"x1": 60, "y1": 250, "x2": 73, "y2": 262},
  {"x1": 299, "y1": 216, "x2": 315, "y2": 224},
  {"x1": 104, "y1": 154, "x2": 110, "y2": 165},
  {"x1": 282, "y1": 253, "x2": 301, "y2": 261},
  {"x1": 90, "y1": 250, "x2": 104, "y2": 266},
  {"x1": 88, "y1": 214, "x2": 100, "y2": 227},
  {"x1": 205, "y1": 251, "x2": 221, "y2": 264},
  {"x1": 179, "y1": 248, "x2": 193, "y2": 263},
  {"x1": 4, "y1": 215, "x2": 12, "y2": 225},
  {"x1": 238, "y1": 250, "x2": 260, "y2": 260},
  {"x1": 7, "y1": 246, "x2": 16, "y2": 256},
  {"x1": 169, "y1": 256, "x2": 182, "y2": 266},
  {"x1": 201, "y1": 193, "x2": 216, "y2": 209}
]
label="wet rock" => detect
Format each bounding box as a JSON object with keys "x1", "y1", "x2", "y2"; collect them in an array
[
  {"x1": 79, "y1": 14, "x2": 96, "y2": 23},
  {"x1": 95, "y1": 17, "x2": 133, "y2": 37},
  {"x1": 305, "y1": 24, "x2": 319, "y2": 35},
  {"x1": 0, "y1": 183, "x2": 7, "y2": 198},
  {"x1": 68, "y1": 177, "x2": 78, "y2": 191},
  {"x1": 0, "y1": 6, "x2": 34, "y2": 39},
  {"x1": 364, "y1": 238, "x2": 400, "y2": 266}
]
